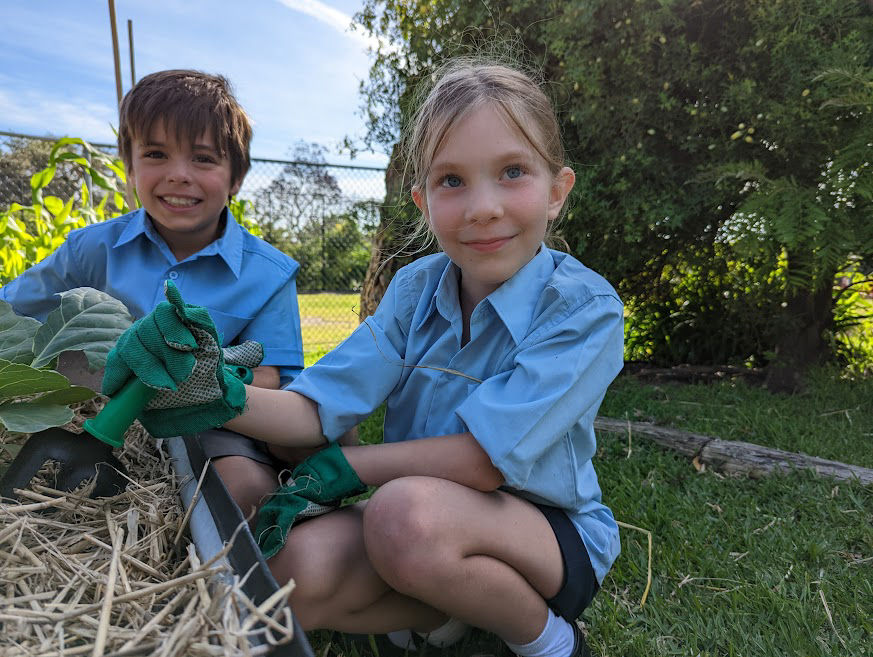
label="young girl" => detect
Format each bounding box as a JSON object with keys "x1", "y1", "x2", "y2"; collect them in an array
[{"x1": 106, "y1": 59, "x2": 624, "y2": 657}]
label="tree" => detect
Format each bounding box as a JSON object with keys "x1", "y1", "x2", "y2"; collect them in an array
[
  {"x1": 249, "y1": 142, "x2": 344, "y2": 253},
  {"x1": 248, "y1": 142, "x2": 377, "y2": 292},
  {"x1": 354, "y1": 0, "x2": 873, "y2": 390},
  {"x1": 0, "y1": 136, "x2": 95, "y2": 209},
  {"x1": 289, "y1": 201, "x2": 378, "y2": 291}
]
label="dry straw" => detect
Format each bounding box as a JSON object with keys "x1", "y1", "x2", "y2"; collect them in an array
[{"x1": 0, "y1": 404, "x2": 296, "y2": 656}]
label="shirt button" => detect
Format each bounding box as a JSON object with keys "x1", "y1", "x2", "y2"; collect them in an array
[{"x1": 168, "y1": 271, "x2": 179, "y2": 280}]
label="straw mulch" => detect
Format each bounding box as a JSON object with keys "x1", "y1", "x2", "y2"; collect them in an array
[{"x1": 0, "y1": 401, "x2": 296, "y2": 657}]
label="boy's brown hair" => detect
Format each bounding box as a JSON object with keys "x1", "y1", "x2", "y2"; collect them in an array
[{"x1": 117, "y1": 70, "x2": 252, "y2": 187}]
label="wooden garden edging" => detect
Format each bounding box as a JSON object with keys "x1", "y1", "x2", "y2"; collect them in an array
[{"x1": 594, "y1": 417, "x2": 873, "y2": 485}]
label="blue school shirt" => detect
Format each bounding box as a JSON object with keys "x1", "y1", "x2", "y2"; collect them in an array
[
  {"x1": 288, "y1": 246, "x2": 625, "y2": 583},
  {"x1": 0, "y1": 207, "x2": 303, "y2": 385}
]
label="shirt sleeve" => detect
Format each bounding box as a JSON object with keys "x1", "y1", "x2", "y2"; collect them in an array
[
  {"x1": 0, "y1": 236, "x2": 85, "y2": 321},
  {"x1": 288, "y1": 270, "x2": 412, "y2": 440},
  {"x1": 238, "y1": 275, "x2": 304, "y2": 387},
  {"x1": 457, "y1": 294, "x2": 624, "y2": 491}
]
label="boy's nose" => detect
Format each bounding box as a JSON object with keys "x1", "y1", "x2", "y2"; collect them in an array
[
  {"x1": 166, "y1": 160, "x2": 191, "y2": 184},
  {"x1": 465, "y1": 184, "x2": 503, "y2": 224}
]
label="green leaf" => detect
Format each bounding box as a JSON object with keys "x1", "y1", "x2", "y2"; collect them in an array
[
  {"x1": 31, "y1": 288, "x2": 133, "y2": 369},
  {"x1": 49, "y1": 136, "x2": 86, "y2": 161},
  {"x1": 43, "y1": 195, "x2": 64, "y2": 217},
  {"x1": 0, "y1": 359, "x2": 72, "y2": 401},
  {"x1": 30, "y1": 165, "x2": 56, "y2": 192},
  {"x1": 0, "y1": 401, "x2": 75, "y2": 434},
  {"x1": 0, "y1": 301, "x2": 40, "y2": 363},
  {"x1": 34, "y1": 385, "x2": 97, "y2": 405}
]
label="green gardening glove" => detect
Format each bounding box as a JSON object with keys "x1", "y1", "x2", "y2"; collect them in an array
[
  {"x1": 102, "y1": 280, "x2": 263, "y2": 438},
  {"x1": 254, "y1": 443, "x2": 367, "y2": 558},
  {"x1": 255, "y1": 490, "x2": 337, "y2": 558},
  {"x1": 286, "y1": 442, "x2": 367, "y2": 504}
]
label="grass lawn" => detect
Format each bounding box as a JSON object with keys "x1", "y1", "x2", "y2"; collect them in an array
[
  {"x1": 308, "y1": 368, "x2": 873, "y2": 657},
  {"x1": 298, "y1": 292, "x2": 361, "y2": 365}
]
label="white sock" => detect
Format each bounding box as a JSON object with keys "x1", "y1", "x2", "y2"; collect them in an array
[
  {"x1": 419, "y1": 616, "x2": 469, "y2": 647},
  {"x1": 504, "y1": 608, "x2": 575, "y2": 657},
  {"x1": 386, "y1": 617, "x2": 469, "y2": 650},
  {"x1": 386, "y1": 629, "x2": 417, "y2": 650}
]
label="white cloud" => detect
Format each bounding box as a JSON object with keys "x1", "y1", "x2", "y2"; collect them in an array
[
  {"x1": 276, "y1": 0, "x2": 382, "y2": 52},
  {"x1": 0, "y1": 89, "x2": 117, "y2": 144}
]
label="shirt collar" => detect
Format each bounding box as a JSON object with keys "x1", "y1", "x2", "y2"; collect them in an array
[
  {"x1": 418, "y1": 245, "x2": 556, "y2": 346},
  {"x1": 486, "y1": 245, "x2": 555, "y2": 345},
  {"x1": 112, "y1": 207, "x2": 244, "y2": 278}
]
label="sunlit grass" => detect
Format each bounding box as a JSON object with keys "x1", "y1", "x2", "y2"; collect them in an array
[
  {"x1": 298, "y1": 292, "x2": 360, "y2": 366},
  {"x1": 306, "y1": 367, "x2": 873, "y2": 657}
]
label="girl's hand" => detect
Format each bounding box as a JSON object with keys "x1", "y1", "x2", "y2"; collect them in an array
[{"x1": 255, "y1": 443, "x2": 367, "y2": 557}]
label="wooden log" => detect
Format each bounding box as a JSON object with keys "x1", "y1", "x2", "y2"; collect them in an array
[{"x1": 594, "y1": 417, "x2": 873, "y2": 485}]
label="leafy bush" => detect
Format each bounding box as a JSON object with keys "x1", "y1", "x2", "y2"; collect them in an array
[
  {"x1": 0, "y1": 136, "x2": 260, "y2": 286},
  {"x1": 0, "y1": 138, "x2": 128, "y2": 284}
]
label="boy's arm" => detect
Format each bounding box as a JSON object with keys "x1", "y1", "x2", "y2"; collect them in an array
[
  {"x1": 250, "y1": 365, "x2": 280, "y2": 389},
  {"x1": 0, "y1": 239, "x2": 84, "y2": 321}
]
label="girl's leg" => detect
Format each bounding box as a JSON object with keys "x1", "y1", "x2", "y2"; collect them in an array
[
  {"x1": 362, "y1": 476, "x2": 567, "y2": 645},
  {"x1": 267, "y1": 501, "x2": 449, "y2": 633}
]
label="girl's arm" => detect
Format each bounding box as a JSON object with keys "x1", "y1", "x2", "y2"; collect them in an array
[
  {"x1": 342, "y1": 432, "x2": 505, "y2": 492},
  {"x1": 224, "y1": 386, "x2": 327, "y2": 448},
  {"x1": 228, "y1": 387, "x2": 502, "y2": 490}
]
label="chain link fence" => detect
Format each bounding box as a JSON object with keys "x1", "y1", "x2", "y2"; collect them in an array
[{"x1": 0, "y1": 132, "x2": 387, "y2": 359}]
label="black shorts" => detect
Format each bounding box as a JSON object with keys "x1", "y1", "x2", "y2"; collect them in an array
[
  {"x1": 535, "y1": 503, "x2": 600, "y2": 622},
  {"x1": 196, "y1": 428, "x2": 285, "y2": 470}
]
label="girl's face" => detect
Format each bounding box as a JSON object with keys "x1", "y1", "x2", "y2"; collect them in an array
[{"x1": 412, "y1": 103, "x2": 574, "y2": 308}]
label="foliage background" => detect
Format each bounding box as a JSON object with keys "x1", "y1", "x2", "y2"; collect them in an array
[{"x1": 353, "y1": 0, "x2": 873, "y2": 387}]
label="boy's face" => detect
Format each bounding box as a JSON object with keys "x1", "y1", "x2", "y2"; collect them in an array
[{"x1": 129, "y1": 121, "x2": 241, "y2": 256}]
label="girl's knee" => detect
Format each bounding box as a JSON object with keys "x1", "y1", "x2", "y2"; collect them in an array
[
  {"x1": 363, "y1": 478, "x2": 450, "y2": 591},
  {"x1": 364, "y1": 478, "x2": 440, "y2": 542}
]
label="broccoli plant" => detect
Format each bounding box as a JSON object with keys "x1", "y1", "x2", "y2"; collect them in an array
[{"x1": 0, "y1": 288, "x2": 132, "y2": 433}]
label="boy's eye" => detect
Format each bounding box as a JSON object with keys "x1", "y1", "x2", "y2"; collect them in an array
[
  {"x1": 142, "y1": 150, "x2": 165, "y2": 159},
  {"x1": 194, "y1": 154, "x2": 218, "y2": 164},
  {"x1": 440, "y1": 174, "x2": 462, "y2": 188},
  {"x1": 505, "y1": 166, "x2": 524, "y2": 180}
]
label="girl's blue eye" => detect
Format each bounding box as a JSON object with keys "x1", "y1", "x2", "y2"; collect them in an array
[
  {"x1": 506, "y1": 166, "x2": 523, "y2": 179},
  {"x1": 442, "y1": 175, "x2": 462, "y2": 188}
]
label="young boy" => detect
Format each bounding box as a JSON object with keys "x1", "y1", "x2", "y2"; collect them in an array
[{"x1": 0, "y1": 70, "x2": 303, "y2": 517}]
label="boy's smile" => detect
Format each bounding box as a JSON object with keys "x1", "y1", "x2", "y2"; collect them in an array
[
  {"x1": 130, "y1": 122, "x2": 241, "y2": 261},
  {"x1": 413, "y1": 103, "x2": 574, "y2": 309}
]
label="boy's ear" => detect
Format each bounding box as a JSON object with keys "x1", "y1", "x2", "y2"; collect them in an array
[
  {"x1": 229, "y1": 178, "x2": 243, "y2": 198},
  {"x1": 547, "y1": 167, "x2": 575, "y2": 221}
]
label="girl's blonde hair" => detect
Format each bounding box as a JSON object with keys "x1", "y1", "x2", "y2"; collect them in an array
[{"x1": 403, "y1": 58, "x2": 569, "y2": 247}]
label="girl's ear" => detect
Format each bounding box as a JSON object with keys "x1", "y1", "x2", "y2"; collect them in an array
[
  {"x1": 412, "y1": 185, "x2": 428, "y2": 219},
  {"x1": 547, "y1": 167, "x2": 575, "y2": 220}
]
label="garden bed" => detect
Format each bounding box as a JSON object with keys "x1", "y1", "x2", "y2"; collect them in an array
[{"x1": 0, "y1": 403, "x2": 306, "y2": 656}]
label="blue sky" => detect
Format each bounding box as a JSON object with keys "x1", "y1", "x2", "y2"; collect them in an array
[{"x1": 0, "y1": 0, "x2": 389, "y2": 169}]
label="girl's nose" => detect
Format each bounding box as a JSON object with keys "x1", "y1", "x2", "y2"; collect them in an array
[{"x1": 465, "y1": 183, "x2": 503, "y2": 224}]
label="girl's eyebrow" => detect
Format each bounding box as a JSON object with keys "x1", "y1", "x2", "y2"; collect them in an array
[{"x1": 432, "y1": 148, "x2": 535, "y2": 170}]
